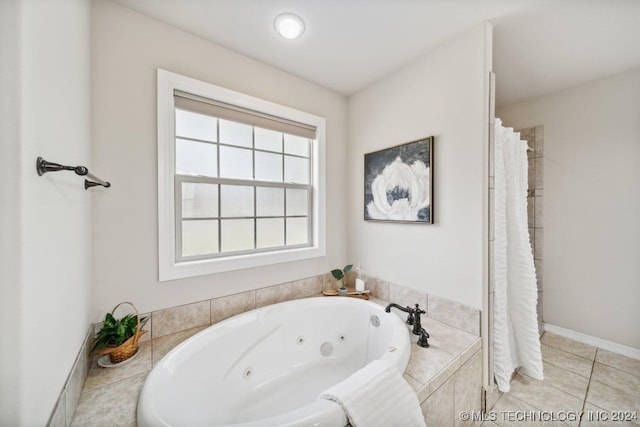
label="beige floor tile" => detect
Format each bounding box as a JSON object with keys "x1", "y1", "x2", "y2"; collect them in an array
[
  {"x1": 509, "y1": 373, "x2": 583, "y2": 426},
  {"x1": 592, "y1": 362, "x2": 640, "y2": 397},
  {"x1": 541, "y1": 333, "x2": 596, "y2": 361},
  {"x1": 491, "y1": 394, "x2": 560, "y2": 427},
  {"x1": 71, "y1": 372, "x2": 146, "y2": 427},
  {"x1": 538, "y1": 361, "x2": 590, "y2": 400},
  {"x1": 587, "y1": 379, "x2": 640, "y2": 417},
  {"x1": 595, "y1": 349, "x2": 640, "y2": 377},
  {"x1": 580, "y1": 403, "x2": 639, "y2": 427},
  {"x1": 541, "y1": 344, "x2": 593, "y2": 378}
]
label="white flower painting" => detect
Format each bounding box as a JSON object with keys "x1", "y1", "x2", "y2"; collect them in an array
[{"x1": 364, "y1": 137, "x2": 433, "y2": 223}]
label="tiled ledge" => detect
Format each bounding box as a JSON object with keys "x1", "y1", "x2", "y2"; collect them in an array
[{"x1": 51, "y1": 273, "x2": 482, "y2": 425}]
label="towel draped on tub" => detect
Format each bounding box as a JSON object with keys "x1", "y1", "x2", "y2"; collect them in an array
[{"x1": 318, "y1": 359, "x2": 426, "y2": 427}]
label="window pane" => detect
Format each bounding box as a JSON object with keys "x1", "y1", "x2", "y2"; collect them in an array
[
  {"x1": 219, "y1": 146, "x2": 252, "y2": 179},
  {"x1": 286, "y1": 189, "x2": 308, "y2": 216},
  {"x1": 219, "y1": 119, "x2": 252, "y2": 148},
  {"x1": 176, "y1": 109, "x2": 217, "y2": 142},
  {"x1": 255, "y1": 151, "x2": 283, "y2": 182},
  {"x1": 182, "y1": 183, "x2": 218, "y2": 218},
  {"x1": 255, "y1": 128, "x2": 282, "y2": 152},
  {"x1": 221, "y1": 219, "x2": 254, "y2": 252},
  {"x1": 284, "y1": 155, "x2": 309, "y2": 184},
  {"x1": 221, "y1": 185, "x2": 253, "y2": 217},
  {"x1": 256, "y1": 187, "x2": 284, "y2": 217},
  {"x1": 176, "y1": 139, "x2": 217, "y2": 177},
  {"x1": 257, "y1": 218, "x2": 284, "y2": 249},
  {"x1": 286, "y1": 217, "x2": 308, "y2": 246},
  {"x1": 284, "y1": 134, "x2": 309, "y2": 157},
  {"x1": 182, "y1": 220, "x2": 219, "y2": 256}
]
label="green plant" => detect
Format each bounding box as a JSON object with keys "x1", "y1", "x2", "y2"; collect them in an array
[
  {"x1": 91, "y1": 312, "x2": 148, "y2": 353},
  {"x1": 331, "y1": 264, "x2": 353, "y2": 289}
]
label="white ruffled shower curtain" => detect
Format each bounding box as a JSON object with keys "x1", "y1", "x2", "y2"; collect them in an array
[{"x1": 493, "y1": 119, "x2": 544, "y2": 392}]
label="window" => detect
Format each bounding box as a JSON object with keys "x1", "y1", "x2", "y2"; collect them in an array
[{"x1": 157, "y1": 70, "x2": 326, "y2": 281}]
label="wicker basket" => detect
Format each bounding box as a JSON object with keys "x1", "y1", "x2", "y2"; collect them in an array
[{"x1": 99, "y1": 302, "x2": 148, "y2": 364}]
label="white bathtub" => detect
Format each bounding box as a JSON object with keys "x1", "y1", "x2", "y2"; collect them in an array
[{"x1": 137, "y1": 297, "x2": 411, "y2": 427}]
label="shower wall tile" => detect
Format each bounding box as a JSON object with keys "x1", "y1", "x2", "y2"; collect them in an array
[
  {"x1": 291, "y1": 275, "x2": 323, "y2": 299},
  {"x1": 528, "y1": 228, "x2": 535, "y2": 251},
  {"x1": 537, "y1": 291, "x2": 543, "y2": 326},
  {"x1": 534, "y1": 228, "x2": 543, "y2": 260},
  {"x1": 152, "y1": 300, "x2": 210, "y2": 338},
  {"x1": 256, "y1": 282, "x2": 292, "y2": 308},
  {"x1": 527, "y1": 196, "x2": 535, "y2": 227},
  {"x1": 535, "y1": 125, "x2": 544, "y2": 157},
  {"x1": 428, "y1": 294, "x2": 480, "y2": 336},
  {"x1": 535, "y1": 196, "x2": 544, "y2": 227},
  {"x1": 528, "y1": 158, "x2": 535, "y2": 189},
  {"x1": 535, "y1": 259, "x2": 543, "y2": 291},
  {"x1": 535, "y1": 157, "x2": 544, "y2": 189},
  {"x1": 210, "y1": 290, "x2": 256, "y2": 324}
]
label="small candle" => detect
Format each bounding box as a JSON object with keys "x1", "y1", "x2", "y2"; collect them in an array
[{"x1": 355, "y1": 278, "x2": 365, "y2": 292}]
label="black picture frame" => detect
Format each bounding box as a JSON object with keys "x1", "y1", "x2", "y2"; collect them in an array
[{"x1": 364, "y1": 137, "x2": 434, "y2": 224}]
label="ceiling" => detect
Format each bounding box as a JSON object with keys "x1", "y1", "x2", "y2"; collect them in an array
[{"x1": 112, "y1": 0, "x2": 640, "y2": 107}]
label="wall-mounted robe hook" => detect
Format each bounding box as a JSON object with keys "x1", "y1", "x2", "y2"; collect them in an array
[{"x1": 36, "y1": 157, "x2": 111, "y2": 190}]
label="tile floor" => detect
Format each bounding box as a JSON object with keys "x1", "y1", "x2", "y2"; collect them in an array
[{"x1": 484, "y1": 332, "x2": 640, "y2": 427}]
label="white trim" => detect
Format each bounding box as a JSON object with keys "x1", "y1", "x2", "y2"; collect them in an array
[
  {"x1": 157, "y1": 69, "x2": 326, "y2": 281},
  {"x1": 544, "y1": 323, "x2": 640, "y2": 361}
]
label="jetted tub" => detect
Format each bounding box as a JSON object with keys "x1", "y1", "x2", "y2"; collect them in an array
[{"x1": 137, "y1": 297, "x2": 411, "y2": 427}]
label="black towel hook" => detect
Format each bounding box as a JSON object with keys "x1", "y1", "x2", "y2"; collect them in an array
[{"x1": 36, "y1": 157, "x2": 111, "y2": 190}]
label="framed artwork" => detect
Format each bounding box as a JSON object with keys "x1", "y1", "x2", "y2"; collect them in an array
[{"x1": 364, "y1": 137, "x2": 433, "y2": 224}]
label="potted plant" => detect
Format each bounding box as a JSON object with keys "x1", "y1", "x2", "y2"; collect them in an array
[
  {"x1": 331, "y1": 264, "x2": 353, "y2": 296},
  {"x1": 92, "y1": 302, "x2": 148, "y2": 364}
]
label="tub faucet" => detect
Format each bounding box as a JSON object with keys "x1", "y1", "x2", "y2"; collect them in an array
[
  {"x1": 385, "y1": 303, "x2": 429, "y2": 345},
  {"x1": 385, "y1": 303, "x2": 415, "y2": 326}
]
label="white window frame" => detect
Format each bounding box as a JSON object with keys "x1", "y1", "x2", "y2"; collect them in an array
[{"x1": 157, "y1": 69, "x2": 326, "y2": 281}]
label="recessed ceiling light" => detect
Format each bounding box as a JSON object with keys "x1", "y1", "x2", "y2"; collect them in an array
[{"x1": 274, "y1": 13, "x2": 305, "y2": 40}]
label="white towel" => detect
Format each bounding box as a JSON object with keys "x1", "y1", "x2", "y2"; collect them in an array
[{"x1": 318, "y1": 359, "x2": 426, "y2": 427}]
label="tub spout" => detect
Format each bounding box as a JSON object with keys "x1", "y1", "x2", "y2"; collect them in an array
[
  {"x1": 385, "y1": 303, "x2": 428, "y2": 339},
  {"x1": 385, "y1": 303, "x2": 415, "y2": 326}
]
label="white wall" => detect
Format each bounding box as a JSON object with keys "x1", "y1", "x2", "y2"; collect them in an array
[
  {"x1": 0, "y1": 0, "x2": 23, "y2": 422},
  {"x1": 91, "y1": 0, "x2": 348, "y2": 317},
  {"x1": 497, "y1": 68, "x2": 640, "y2": 349},
  {"x1": 0, "y1": 0, "x2": 92, "y2": 425},
  {"x1": 347, "y1": 23, "x2": 493, "y2": 310}
]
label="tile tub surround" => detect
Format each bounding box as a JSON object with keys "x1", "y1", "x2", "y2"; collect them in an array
[
  {"x1": 47, "y1": 326, "x2": 93, "y2": 427},
  {"x1": 57, "y1": 275, "x2": 479, "y2": 424},
  {"x1": 71, "y1": 293, "x2": 482, "y2": 426}
]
